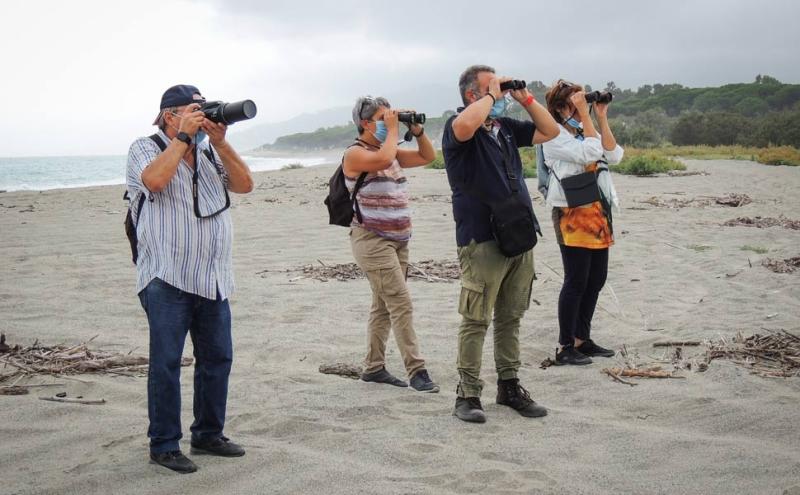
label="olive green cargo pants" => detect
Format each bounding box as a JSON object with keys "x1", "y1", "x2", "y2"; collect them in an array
[{"x1": 456, "y1": 240, "x2": 535, "y2": 398}]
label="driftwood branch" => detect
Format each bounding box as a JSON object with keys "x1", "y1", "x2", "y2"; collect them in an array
[
  {"x1": 39, "y1": 396, "x2": 106, "y2": 405},
  {"x1": 653, "y1": 341, "x2": 702, "y2": 347},
  {"x1": 318, "y1": 362, "x2": 362, "y2": 379}
]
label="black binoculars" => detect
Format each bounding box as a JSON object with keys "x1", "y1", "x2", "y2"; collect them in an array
[
  {"x1": 500, "y1": 80, "x2": 527, "y2": 91},
  {"x1": 584, "y1": 91, "x2": 613, "y2": 104},
  {"x1": 398, "y1": 112, "x2": 426, "y2": 125}
]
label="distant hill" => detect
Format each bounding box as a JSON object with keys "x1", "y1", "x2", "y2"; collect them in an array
[
  {"x1": 229, "y1": 83, "x2": 460, "y2": 152},
  {"x1": 259, "y1": 76, "x2": 800, "y2": 151}
]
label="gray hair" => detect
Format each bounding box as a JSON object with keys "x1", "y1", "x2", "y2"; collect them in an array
[
  {"x1": 352, "y1": 96, "x2": 391, "y2": 133},
  {"x1": 155, "y1": 106, "x2": 180, "y2": 130},
  {"x1": 458, "y1": 64, "x2": 495, "y2": 105}
]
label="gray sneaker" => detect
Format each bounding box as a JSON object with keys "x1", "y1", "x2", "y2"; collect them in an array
[
  {"x1": 410, "y1": 369, "x2": 440, "y2": 393},
  {"x1": 361, "y1": 367, "x2": 408, "y2": 387}
]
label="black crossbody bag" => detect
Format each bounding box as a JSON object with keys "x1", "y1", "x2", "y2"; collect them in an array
[
  {"x1": 471, "y1": 128, "x2": 541, "y2": 257},
  {"x1": 552, "y1": 167, "x2": 602, "y2": 208}
]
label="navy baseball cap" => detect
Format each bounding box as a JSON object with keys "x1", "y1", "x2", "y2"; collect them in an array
[{"x1": 152, "y1": 84, "x2": 206, "y2": 125}]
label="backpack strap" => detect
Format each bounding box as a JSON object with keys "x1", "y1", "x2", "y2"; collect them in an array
[
  {"x1": 126, "y1": 133, "x2": 169, "y2": 224},
  {"x1": 345, "y1": 140, "x2": 370, "y2": 224}
]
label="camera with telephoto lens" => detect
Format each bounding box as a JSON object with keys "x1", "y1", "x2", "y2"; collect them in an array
[
  {"x1": 199, "y1": 100, "x2": 258, "y2": 125},
  {"x1": 500, "y1": 80, "x2": 527, "y2": 91},
  {"x1": 397, "y1": 112, "x2": 426, "y2": 125},
  {"x1": 584, "y1": 91, "x2": 613, "y2": 104}
]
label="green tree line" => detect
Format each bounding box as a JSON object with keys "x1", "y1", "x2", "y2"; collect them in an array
[{"x1": 260, "y1": 75, "x2": 800, "y2": 151}]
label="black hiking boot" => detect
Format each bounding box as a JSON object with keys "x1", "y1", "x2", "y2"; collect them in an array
[
  {"x1": 190, "y1": 436, "x2": 245, "y2": 457},
  {"x1": 496, "y1": 378, "x2": 548, "y2": 418},
  {"x1": 361, "y1": 367, "x2": 408, "y2": 387},
  {"x1": 410, "y1": 369, "x2": 440, "y2": 393},
  {"x1": 576, "y1": 339, "x2": 616, "y2": 358},
  {"x1": 454, "y1": 396, "x2": 487, "y2": 423},
  {"x1": 554, "y1": 345, "x2": 593, "y2": 366},
  {"x1": 150, "y1": 450, "x2": 198, "y2": 473}
]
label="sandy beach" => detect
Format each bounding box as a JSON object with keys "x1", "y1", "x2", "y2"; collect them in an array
[{"x1": 1, "y1": 159, "x2": 799, "y2": 495}]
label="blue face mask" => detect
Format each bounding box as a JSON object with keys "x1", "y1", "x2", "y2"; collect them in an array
[
  {"x1": 372, "y1": 121, "x2": 388, "y2": 143},
  {"x1": 195, "y1": 131, "x2": 207, "y2": 144},
  {"x1": 564, "y1": 111, "x2": 583, "y2": 129},
  {"x1": 488, "y1": 96, "x2": 507, "y2": 119}
]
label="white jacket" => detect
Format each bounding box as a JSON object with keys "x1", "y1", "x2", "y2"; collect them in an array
[{"x1": 542, "y1": 125, "x2": 623, "y2": 211}]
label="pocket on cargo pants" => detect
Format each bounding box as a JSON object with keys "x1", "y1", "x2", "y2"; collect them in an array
[{"x1": 458, "y1": 278, "x2": 487, "y2": 322}]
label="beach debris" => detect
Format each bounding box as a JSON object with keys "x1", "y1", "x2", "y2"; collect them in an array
[
  {"x1": 667, "y1": 170, "x2": 710, "y2": 177},
  {"x1": 263, "y1": 259, "x2": 461, "y2": 283},
  {"x1": 540, "y1": 357, "x2": 555, "y2": 369},
  {"x1": 642, "y1": 193, "x2": 750, "y2": 209},
  {"x1": 652, "y1": 341, "x2": 702, "y2": 347},
  {"x1": 603, "y1": 368, "x2": 637, "y2": 386},
  {"x1": 723, "y1": 216, "x2": 800, "y2": 230},
  {"x1": 39, "y1": 395, "x2": 106, "y2": 405},
  {"x1": 0, "y1": 334, "x2": 193, "y2": 383},
  {"x1": 0, "y1": 386, "x2": 29, "y2": 395},
  {"x1": 602, "y1": 367, "x2": 682, "y2": 379},
  {"x1": 318, "y1": 362, "x2": 362, "y2": 379},
  {"x1": 409, "y1": 194, "x2": 452, "y2": 203},
  {"x1": 707, "y1": 330, "x2": 800, "y2": 378},
  {"x1": 762, "y1": 256, "x2": 800, "y2": 274},
  {"x1": 714, "y1": 193, "x2": 752, "y2": 207}
]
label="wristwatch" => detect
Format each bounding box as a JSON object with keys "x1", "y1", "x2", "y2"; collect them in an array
[{"x1": 175, "y1": 132, "x2": 192, "y2": 146}]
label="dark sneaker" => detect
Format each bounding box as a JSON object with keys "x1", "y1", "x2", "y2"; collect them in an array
[
  {"x1": 554, "y1": 345, "x2": 593, "y2": 366},
  {"x1": 576, "y1": 339, "x2": 616, "y2": 358},
  {"x1": 150, "y1": 450, "x2": 198, "y2": 473},
  {"x1": 361, "y1": 367, "x2": 408, "y2": 387},
  {"x1": 410, "y1": 369, "x2": 440, "y2": 393},
  {"x1": 453, "y1": 396, "x2": 487, "y2": 423},
  {"x1": 190, "y1": 436, "x2": 245, "y2": 457},
  {"x1": 496, "y1": 378, "x2": 548, "y2": 418}
]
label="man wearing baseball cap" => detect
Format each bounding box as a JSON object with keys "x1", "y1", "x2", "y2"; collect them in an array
[{"x1": 126, "y1": 84, "x2": 254, "y2": 473}]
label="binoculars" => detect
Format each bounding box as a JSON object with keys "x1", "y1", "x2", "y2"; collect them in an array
[
  {"x1": 500, "y1": 80, "x2": 527, "y2": 91},
  {"x1": 584, "y1": 91, "x2": 613, "y2": 104},
  {"x1": 398, "y1": 112, "x2": 426, "y2": 125}
]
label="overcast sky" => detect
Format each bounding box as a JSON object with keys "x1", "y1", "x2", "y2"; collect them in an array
[{"x1": 2, "y1": 0, "x2": 799, "y2": 157}]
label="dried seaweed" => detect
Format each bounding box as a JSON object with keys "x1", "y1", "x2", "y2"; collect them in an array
[{"x1": 723, "y1": 216, "x2": 800, "y2": 230}]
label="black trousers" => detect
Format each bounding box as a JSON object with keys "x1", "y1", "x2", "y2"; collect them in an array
[{"x1": 558, "y1": 245, "x2": 609, "y2": 346}]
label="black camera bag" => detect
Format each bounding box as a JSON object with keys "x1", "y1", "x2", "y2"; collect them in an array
[{"x1": 557, "y1": 170, "x2": 601, "y2": 207}]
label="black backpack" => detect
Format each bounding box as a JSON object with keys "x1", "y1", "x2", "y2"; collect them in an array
[
  {"x1": 324, "y1": 142, "x2": 368, "y2": 227},
  {"x1": 124, "y1": 134, "x2": 218, "y2": 264}
]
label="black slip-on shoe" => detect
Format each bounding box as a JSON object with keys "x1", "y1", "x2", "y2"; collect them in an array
[
  {"x1": 453, "y1": 396, "x2": 487, "y2": 423},
  {"x1": 190, "y1": 436, "x2": 245, "y2": 457},
  {"x1": 576, "y1": 339, "x2": 616, "y2": 358},
  {"x1": 496, "y1": 378, "x2": 548, "y2": 418},
  {"x1": 361, "y1": 367, "x2": 408, "y2": 387},
  {"x1": 150, "y1": 450, "x2": 198, "y2": 473},
  {"x1": 554, "y1": 345, "x2": 593, "y2": 366},
  {"x1": 410, "y1": 369, "x2": 440, "y2": 393}
]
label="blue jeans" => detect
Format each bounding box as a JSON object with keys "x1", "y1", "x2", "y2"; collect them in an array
[{"x1": 139, "y1": 278, "x2": 233, "y2": 454}]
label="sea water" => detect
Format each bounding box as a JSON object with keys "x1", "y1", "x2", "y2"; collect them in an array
[{"x1": 0, "y1": 154, "x2": 328, "y2": 192}]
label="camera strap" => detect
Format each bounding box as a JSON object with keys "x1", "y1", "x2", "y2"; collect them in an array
[{"x1": 192, "y1": 144, "x2": 231, "y2": 219}]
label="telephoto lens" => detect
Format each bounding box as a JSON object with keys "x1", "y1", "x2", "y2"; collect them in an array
[
  {"x1": 584, "y1": 91, "x2": 613, "y2": 104},
  {"x1": 499, "y1": 80, "x2": 527, "y2": 91},
  {"x1": 200, "y1": 100, "x2": 258, "y2": 125},
  {"x1": 397, "y1": 112, "x2": 426, "y2": 125}
]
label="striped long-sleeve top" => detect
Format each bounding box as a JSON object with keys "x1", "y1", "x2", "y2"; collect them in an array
[
  {"x1": 345, "y1": 159, "x2": 412, "y2": 242},
  {"x1": 126, "y1": 130, "x2": 234, "y2": 300}
]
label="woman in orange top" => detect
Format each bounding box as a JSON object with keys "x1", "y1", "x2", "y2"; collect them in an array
[{"x1": 542, "y1": 80, "x2": 623, "y2": 365}]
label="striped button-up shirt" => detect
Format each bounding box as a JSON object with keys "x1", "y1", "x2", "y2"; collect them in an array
[{"x1": 126, "y1": 130, "x2": 234, "y2": 300}]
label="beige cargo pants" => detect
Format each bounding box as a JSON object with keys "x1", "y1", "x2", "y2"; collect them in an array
[{"x1": 351, "y1": 226, "x2": 425, "y2": 378}]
